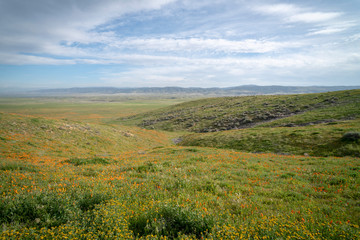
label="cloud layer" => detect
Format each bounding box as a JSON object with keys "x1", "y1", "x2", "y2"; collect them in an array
[{"x1": 0, "y1": 0, "x2": 359, "y2": 88}]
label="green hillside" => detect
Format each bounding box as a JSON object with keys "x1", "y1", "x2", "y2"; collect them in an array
[
  {"x1": 120, "y1": 89, "x2": 360, "y2": 157},
  {"x1": 0, "y1": 112, "x2": 170, "y2": 160},
  {"x1": 122, "y1": 89, "x2": 360, "y2": 133},
  {"x1": 179, "y1": 119, "x2": 360, "y2": 157}
]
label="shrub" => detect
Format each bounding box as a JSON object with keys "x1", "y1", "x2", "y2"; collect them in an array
[
  {"x1": 0, "y1": 193, "x2": 73, "y2": 228},
  {"x1": 129, "y1": 203, "x2": 213, "y2": 239},
  {"x1": 341, "y1": 132, "x2": 360, "y2": 142},
  {"x1": 135, "y1": 162, "x2": 157, "y2": 173},
  {"x1": 328, "y1": 177, "x2": 346, "y2": 185},
  {"x1": 77, "y1": 192, "x2": 109, "y2": 212},
  {"x1": 335, "y1": 144, "x2": 360, "y2": 157}
]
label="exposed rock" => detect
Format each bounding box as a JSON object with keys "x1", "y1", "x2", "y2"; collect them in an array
[
  {"x1": 172, "y1": 138, "x2": 183, "y2": 144},
  {"x1": 124, "y1": 132, "x2": 135, "y2": 137}
]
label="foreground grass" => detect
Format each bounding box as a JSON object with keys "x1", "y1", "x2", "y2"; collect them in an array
[{"x1": 1, "y1": 146, "x2": 359, "y2": 239}]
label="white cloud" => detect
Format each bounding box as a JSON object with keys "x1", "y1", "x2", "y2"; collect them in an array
[
  {"x1": 308, "y1": 21, "x2": 356, "y2": 35},
  {"x1": 288, "y1": 12, "x2": 341, "y2": 23},
  {"x1": 0, "y1": 53, "x2": 76, "y2": 65},
  {"x1": 252, "y1": 3, "x2": 354, "y2": 38},
  {"x1": 0, "y1": 0, "x2": 175, "y2": 58},
  {"x1": 110, "y1": 38, "x2": 302, "y2": 54},
  {"x1": 254, "y1": 3, "x2": 342, "y2": 23},
  {"x1": 254, "y1": 4, "x2": 299, "y2": 16},
  {"x1": 96, "y1": 44, "x2": 360, "y2": 87},
  {"x1": 309, "y1": 27, "x2": 345, "y2": 35},
  {"x1": 1, "y1": 0, "x2": 359, "y2": 87}
]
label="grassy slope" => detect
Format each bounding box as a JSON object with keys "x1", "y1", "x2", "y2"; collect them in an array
[
  {"x1": 122, "y1": 89, "x2": 360, "y2": 157},
  {"x1": 180, "y1": 119, "x2": 360, "y2": 157},
  {"x1": 123, "y1": 89, "x2": 360, "y2": 132},
  {"x1": 0, "y1": 112, "x2": 170, "y2": 160}
]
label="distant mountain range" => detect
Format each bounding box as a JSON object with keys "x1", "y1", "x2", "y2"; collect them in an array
[{"x1": 15, "y1": 85, "x2": 360, "y2": 96}]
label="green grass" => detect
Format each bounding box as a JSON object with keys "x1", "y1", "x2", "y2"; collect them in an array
[
  {"x1": 64, "y1": 157, "x2": 110, "y2": 166},
  {"x1": 0, "y1": 159, "x2": 38, "y2": 172},
  {"x1": 179, "y1": 119, "x2": 360, "y2": 157},
  {"x1": 0, "y1": 112, "x2": 171, "y2": 159},
  {"x1": 0, "y1": 146, "x2": 359, "y2": 239},
  {"x1": 118, "y1": 89, "x2": 360, "y2": 157},
  {"x1": 122, "y1": 89, "x2": 360, "y2": 132},
  {"x1": 0, "y1": 92, "x2": 359, "y2": 239},
  {"x1": 129, "y1": 202, "x2": 214, "y2": 239}
]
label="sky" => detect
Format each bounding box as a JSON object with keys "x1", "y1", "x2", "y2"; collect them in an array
[{"x1": 0, "y1": 0, "x2": 359, "y2": 90}]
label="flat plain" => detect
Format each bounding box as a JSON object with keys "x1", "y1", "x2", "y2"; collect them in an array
[{"x1": 0, "y1": 92, "x2": 359, "y2": 239}]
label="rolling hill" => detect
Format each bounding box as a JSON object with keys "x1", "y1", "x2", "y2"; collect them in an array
[
  {"x1": 120, "y1": 89, "x2": 360, "y2": 156},
  {"x1": 122, "y1": 89, "x2": 360, "y2": 132}
]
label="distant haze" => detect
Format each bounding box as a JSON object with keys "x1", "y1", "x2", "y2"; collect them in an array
[{"x1": 1, "y1": 85, "x2": 358, "y2": 97}]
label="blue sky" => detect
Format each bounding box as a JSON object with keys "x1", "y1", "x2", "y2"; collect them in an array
[{"x1": 0, "y1": 0, "x2": 359, "y2": 90}]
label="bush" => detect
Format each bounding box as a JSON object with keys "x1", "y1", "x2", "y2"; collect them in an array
[
  {"x1": 129, "y1": 203, "x2": 213, "y2": 239},
  {"x1": 135, "y1": 162, "x2": 157, "y2": 173},
  {"x1": 77, "y1": 192, "x2": 109, "y2": 212},
  {"x1": 0, "y1": 193, "x2": 73, "y2": 228},
  {"x1": 341, "y1": 132, "x2": 360, "y2": 142}
]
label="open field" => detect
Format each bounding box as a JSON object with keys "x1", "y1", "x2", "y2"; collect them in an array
[
  {"x1": 0, "y1": 92, "x2": 359, "y2": 239},
  {"x1": 0, "y1": 96, "x2": 188, "y2": 124}
]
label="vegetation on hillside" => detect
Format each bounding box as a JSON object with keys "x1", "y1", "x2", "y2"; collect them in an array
[
  {"x1": 0, "y1": 112, "x2": 170, "y2": 159},
  {"x1": 179, "y1": 119, "x2": 360, "y2": 157},
  {"x1": 120, "y1": 89, "x2": 360, "y2": 157},
  {"x1": 0, "y1": 91, "x2": 359, "y2": 239},
  {"x1": 123, "y1": 89, "x2": 360, "y2": 133}
]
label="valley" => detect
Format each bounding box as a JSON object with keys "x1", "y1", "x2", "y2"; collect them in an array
[{"x1": 0, "y1": 90, "x2": 359, "y2": 239}]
